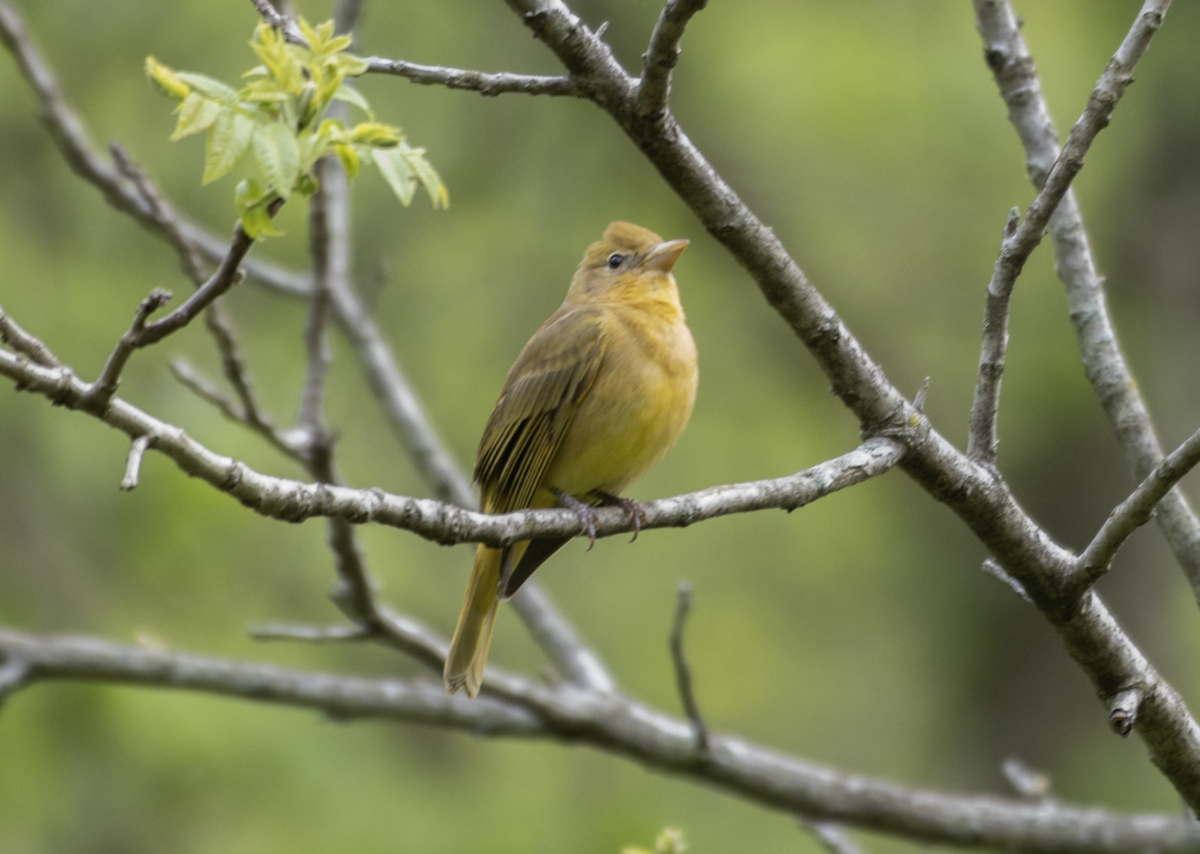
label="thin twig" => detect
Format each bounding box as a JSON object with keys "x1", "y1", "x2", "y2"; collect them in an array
[
  {"x1": 119, "y1": 435, "x2": 152, "y2": 491},
  {"x1": 981, "y1": 558, "x2": 1032, "y2": 604},
  {"x1": 1075, "y1": 425, "x2": 1200, "y2": 589},
  {"x1": 0, "y1": 304, "x2": 60, "y2": 367},
  {"x1": 366, "y1": 57, "x2": 581, "y2": 97},
  {"x1": 83, "y1": 222, "x2": 263, "y2": 411},
  {"x1": 967, "y1": 207, "x2": 1020, "y2": 463},
  {"x1": 169, "y1": 359, "x2": 305, "y2": 462},
  {"x1": 86, "y1": 289, "x2": 173, "y2": 407},
  {"x1": 669, "y1": 582, "x2": 708, "y2": 752},
  {"x1": 974, "y1": 0, "x2": 1200, "y2": 605},
  {"x1": 298, "y1": 158, "x2": 340, "y2": 452},
  {"x1": 637, "y1": 0, "x2": 708, "y2": 118}
]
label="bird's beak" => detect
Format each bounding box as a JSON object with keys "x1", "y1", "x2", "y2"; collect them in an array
[{"x1": 641, "y1": 238, "x2": 689, "y2": 273}]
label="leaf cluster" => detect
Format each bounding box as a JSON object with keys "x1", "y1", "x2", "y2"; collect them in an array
[{"x1": 145, "y1": 19, "x2": 447, "y2": 238}]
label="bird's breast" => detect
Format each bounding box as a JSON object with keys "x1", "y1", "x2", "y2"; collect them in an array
[{"x1": 541, "y1": 301, "x2": 697, "y2": 500}]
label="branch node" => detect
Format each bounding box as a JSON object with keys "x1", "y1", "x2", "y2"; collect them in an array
[
  {"x1": 669, "y1": 581, "x2": 709, "y2": 753},
  {"x1": 981, "y1": 558, "x2": 1032, "y2": 604},
  {"x1": 912, "y1": 377, "x2": 931, "y2": 414},
  {"x1": 1107, "y1": 688, "x2": 1143, "y2": 737},
  {"x1": 1001, "y1": 756, "x2": 1052, "y2": 800},
  {"x1": 119, "y1": 434, "x2": 152, "y2": 491}
]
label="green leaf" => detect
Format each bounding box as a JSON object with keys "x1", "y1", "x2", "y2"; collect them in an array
[
  {"x1": 335, "y1": 144, "x2": 360, "y2": 179},
  {"x1": 234, "y1": 178, "x2": 282, "y2": 239},
  {"x1": 145, "y1": 56, "x2": 190, "y2": 100},
  {"x1": 332, "y1": 83, "x2": 373, "y2": 117},
  {"x1": 401, "y1": 142, "x2": 449, "y2": 209},
  {"x1": 350, "y1": 121, "x2": 403, "y2": 148},
  {"x1": 203, "y1": 107, "x2": 255, "y2": 184},
  {"x1": 175, "y1": 70, "x2": 240, "y2": 105},
  {"x1": 252, "y1": 121, "x2": 301, "y2": 199},
  {"x1": 170, "y1": 92, "x2": 221, "y2": 141},
  {"x1": 337, "y1": 52, "x2": 370, "y2": 77},
  {"x1": 371, "y1": 147, "x2": 416, "y2": 206}
]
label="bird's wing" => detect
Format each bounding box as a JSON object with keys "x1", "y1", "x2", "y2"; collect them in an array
[{"x1": 474, "y1": 307, "x2": 606, "y2": 514}]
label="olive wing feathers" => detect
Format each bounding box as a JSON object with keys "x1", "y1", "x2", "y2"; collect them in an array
[{"x1": 474, "y1": 308, "x2": 606, "y2": 514}]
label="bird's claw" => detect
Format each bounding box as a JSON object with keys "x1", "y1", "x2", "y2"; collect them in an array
[
  {"x1": 597, "y1": 491, "x2": 647, "y2": 542},
  {"x1": 552, "y1": 488, "x2": 599, "y2": 550}
]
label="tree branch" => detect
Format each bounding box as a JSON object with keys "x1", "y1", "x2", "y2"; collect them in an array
[
  {"x1": 966, "y1": 206, "x2": 1020, "y2": 463},
  {"x1": 1075, "y1": 425, "x2": 1200, "y2": 589},
  {"x1": 669, "y1": 582, "x2": 708, "y2": 752},
  {"x1": 966, "y1": 0, "x2": 1168, "y2": 464},
  {"x1": 81, "y1": 222, "x2": 260, "y2": 411},
  {"x1": 365, "y1": 56, "x2": 580, "y2": 97},
  {"x1": 495, "y1": 0, "x2": 1200, "y2": 808},
  {"x1": 637, "y1": 0, "x2": 708, "y2": 118},
  {"x1": 0, "y1": 304, "x2": 60, "y2": 367},
  {"x1": 0, "y1": 340, "x2": 905, "y2": 543},
  {"x1": 973, "y1": 0, "x2": 1200, "y2": 605},
  {"x1": 2, "y1": 625, "x2": 1197, "y2": 854}
]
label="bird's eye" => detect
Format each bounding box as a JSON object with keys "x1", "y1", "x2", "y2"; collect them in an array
[{"x1": 606, "y1": 253, "x2": 625, "y2": 270}]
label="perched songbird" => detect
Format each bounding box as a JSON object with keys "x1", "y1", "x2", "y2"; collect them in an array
[{"x1": 444, "y1": 221, "x2": 699, "y2": 697}]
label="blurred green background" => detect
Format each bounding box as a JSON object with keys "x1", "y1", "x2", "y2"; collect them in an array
[{"x1": 2, "y1": 1, "x2": 1200, "y2": 851}]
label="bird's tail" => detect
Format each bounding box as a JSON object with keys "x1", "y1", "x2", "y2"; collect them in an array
[{"x1": 444, "y1": 545, "x2": 504, "y2": 697}]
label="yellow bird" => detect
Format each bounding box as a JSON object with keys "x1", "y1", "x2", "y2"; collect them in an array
[{"x1": 444, "y1": 221, "x2": 699, "y2": 697}]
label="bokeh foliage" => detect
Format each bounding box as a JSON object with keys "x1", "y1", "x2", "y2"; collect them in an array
[{"x1": 1, "y1": 1, "x2": 1199, "y2": 852}]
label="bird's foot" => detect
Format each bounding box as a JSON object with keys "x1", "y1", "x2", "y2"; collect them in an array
[
  {"x1": 552, "y1": 488, "x2": 599, "y2": 550},
  {"x1": 596, "y1": 491, "x2": 647, "y2": 542}
]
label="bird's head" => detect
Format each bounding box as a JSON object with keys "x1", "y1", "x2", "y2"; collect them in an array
[{"x1": 568, "y1": 221, "x2": 689, "y2": 305}]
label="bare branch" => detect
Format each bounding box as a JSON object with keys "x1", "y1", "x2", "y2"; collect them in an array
[
  {"x1": 509, "y1": 584, "x2": 617, "y2": 693},
  {"x1": 0, "y1": 304, "x2": 60, "y2": 367},
  {"x1": 3, "y1": 625, "x2": 1197, "y2": 854},
  {"x1": 669, "y1": 582, "x2": 708, "y2": 752},
  {"x1": 366, "y1": 56, "x2": 580, "y2": 97},
  {"x1": 0, "y1": 351, "x2": 912, "y2": 546},
  {"x1": 967, "y1": 1, "x2": 1167, "y2": 464},
  {"x1": 974, "y1": 0, "x2": 1200, "y2": 605},
  {"x1": 637, "y1": 0, "x2": 708, "y2": 117},
  {"x1": 81, "y1": 222, "x2": 260, "y2": 411},
  {"x1": 966, "y1": 207, "x2": 1020, "y2": 463},
  {"x1": 297, "y1": 159, "x2": 341, "y2": 448},
  {"x1": 86, "y1": 289, "x2": 173, "y2": 408},
  {"x1": 119, "y1": 435, "x2": 152, "y2": 491},
  {"x1": 1075, "y1": 425, "x2": 1200, "y2": 588}
]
